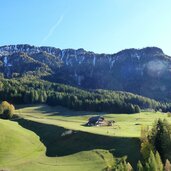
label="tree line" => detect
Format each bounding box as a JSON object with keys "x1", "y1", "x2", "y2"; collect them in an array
[
  {"x1": 110, "y1": 119, "x2": 171, "y2": 171},
  {"x1": 0, "y1": 78, "x2": 171, "y2": 114}
]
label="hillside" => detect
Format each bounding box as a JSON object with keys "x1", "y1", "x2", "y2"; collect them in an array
[
  {"x1": 0, "y1": 45, "x2": 171, "y2": 102},
  {"x1": 0, "y1": 119, "x2": 45, "y2": 168},
  {"x1": 1, "y1": 104, "x2": 171, "y2": 170},
  {"x1": 0, "y1": 118, "x2": 115, "y2": 171},
  {"x1": 1, "y1": 78, "x2": 170, "y2": 114},
  {"x1": 14, "y1": 105, "x2": 171, "y2": 168}
]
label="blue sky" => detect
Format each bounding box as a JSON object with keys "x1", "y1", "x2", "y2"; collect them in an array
[{"x1": 0, "y1": 0, "x2": 171, "y2": 55}]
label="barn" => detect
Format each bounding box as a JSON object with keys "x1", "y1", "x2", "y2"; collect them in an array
[{"x1": 86, "y1": 116, "x2": 115, "y2": 126}]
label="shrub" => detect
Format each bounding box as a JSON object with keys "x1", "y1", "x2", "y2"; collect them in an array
[{"x1": 0, "y1": 101, "x2": 15, "y2": 119}]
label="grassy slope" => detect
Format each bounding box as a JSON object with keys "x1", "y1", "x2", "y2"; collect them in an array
[
  {"x1": 15, "y1": 105, "x2": 171, "y2": 169},
  {"x1": 15, "y1": 118, "x2": 140, "y2": 168},
  {"x1": 16, "y1": 105, "x2": 171, "y2": 138},
  {"x1": 12, "y1": 150, "x2": 114, "y2": 171},
  {"x1": 0, "y1": 119, "x2": 114, "y2": 171},
  {"x1": 0, "y1": 119, "x2": 44, "y2": 169},
  {"x1": 2, "y1": 105, "x2": 170, "y2": 170}
]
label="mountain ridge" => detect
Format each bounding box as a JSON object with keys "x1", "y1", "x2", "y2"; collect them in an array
[
  {"x1": 0, "y1": 44, "x2": 166, "y2": 56},
  {"x1": 0, "y1": 44, "x2": 171, "y2": 102}
]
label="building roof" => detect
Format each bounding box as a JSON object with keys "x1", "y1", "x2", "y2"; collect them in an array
[{"x1": 88, "y1": 116, "x2": 104, "y2": 123}]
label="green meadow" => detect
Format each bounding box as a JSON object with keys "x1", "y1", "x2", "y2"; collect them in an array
[
  {"x1": 0, "y1": 105, "x2": 171, "y2": 171},
  {"x1": 0, "y1": 119, "x2": 114, "y2": 171},
  {"x1": 16, "y1": 105, "x2": 171, "y2": 138}
]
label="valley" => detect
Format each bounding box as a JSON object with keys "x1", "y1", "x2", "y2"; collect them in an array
[
  {"x1": 0, "y1": 44, "x2": 171, "y2": 171},
  {"x1": 1, "y1": 1, "x2": 171, "y2": 170},
  {"x1": 1, "y1": 105, "x2": 171, "y2": 170}
]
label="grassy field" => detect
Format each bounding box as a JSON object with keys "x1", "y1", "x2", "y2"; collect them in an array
[
  {"x1": 1, "y1": 104, "x2": 170, "y2": 171},
  {"x1": 16, "y1": 105, "x2": 171, "y2": 138},
  {"x1": 0, "y1": 119, "x2": 44, "y2": 166},
  {"x1": 0, "y1": 119, "x2": 115, "y2": 171}
]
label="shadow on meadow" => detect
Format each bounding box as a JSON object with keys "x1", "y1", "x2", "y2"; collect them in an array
[
  {"x1": 16, "y1": 104, "x2": 103, "y2": 116},
  {"x1": 15, "y1": 118, "x2": 140, "y2": 168}
]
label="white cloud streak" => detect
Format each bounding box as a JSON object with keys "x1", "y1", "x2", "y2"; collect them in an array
[{"x1": 42, "y1": 15, "x2": 64, "y2": 43}]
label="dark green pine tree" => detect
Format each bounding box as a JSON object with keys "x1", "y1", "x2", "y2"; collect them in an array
[
  {"x1": 150, "y1": 119, "x2": 171, "y2": 162},
  {"x1": 134, "y1": 105, "x2": 141, "y2": 113}
]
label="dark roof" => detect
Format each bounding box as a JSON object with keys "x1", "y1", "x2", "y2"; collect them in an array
[{"x1": 88, "y1": 116, "x2": 104, "y2": 123}]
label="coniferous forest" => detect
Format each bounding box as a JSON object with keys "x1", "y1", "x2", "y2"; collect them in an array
[{"x1": 1, "y1": 78, "x2": 171, "y2": 114}]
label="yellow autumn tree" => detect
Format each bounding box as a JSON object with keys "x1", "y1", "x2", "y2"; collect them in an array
[{"x1": 0, "y1": 101, "x2": 15, "y2": 119}]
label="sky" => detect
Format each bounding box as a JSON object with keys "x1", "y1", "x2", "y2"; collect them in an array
[{"x1": 0, "y1": 0, "x2": 171, "y2": 55}]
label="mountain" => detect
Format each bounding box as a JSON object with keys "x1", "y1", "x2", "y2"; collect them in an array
[{"x1": 0, "y1": 44, "x2": 171, "y2": 102}]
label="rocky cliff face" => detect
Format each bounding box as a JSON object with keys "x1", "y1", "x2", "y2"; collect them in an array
[{"x1": 0, "y1": 44, "x2": 171, "y2": 101}]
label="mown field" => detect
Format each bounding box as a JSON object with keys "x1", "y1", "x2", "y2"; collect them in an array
[
  {"x1": 0, "y1": 105, "x2": 171, "y2": 171},
  {"x1": 16, "y1": 105, "x2": 171, "y2": 137}
]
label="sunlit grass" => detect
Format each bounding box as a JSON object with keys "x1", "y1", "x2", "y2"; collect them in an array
[{"x1": 16, "y1": 105, "x2": 171, "y2": 138}]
